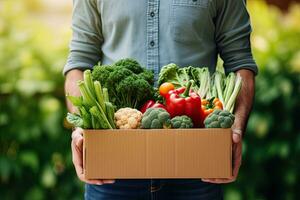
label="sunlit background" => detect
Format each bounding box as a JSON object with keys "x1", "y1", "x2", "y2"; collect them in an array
[{"x1": 0, "y1": 0, "x2": 300, "y2": 199}]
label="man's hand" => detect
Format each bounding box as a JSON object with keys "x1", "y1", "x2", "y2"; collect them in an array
[
  {"x1": 71, "y1": 127, "x2": 115, "y2": 185},
  {"x1": 202, "y1": 129, "x2": 242, "y2": 184},
  {"x1": 202, "y1": 69, "x2": 255, "y2": 184}
]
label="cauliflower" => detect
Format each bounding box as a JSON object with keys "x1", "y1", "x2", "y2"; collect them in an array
[{"x1": 114, "y1": 108, "x2": 143, "y2": 129}]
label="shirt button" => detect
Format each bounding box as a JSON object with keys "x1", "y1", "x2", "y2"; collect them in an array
[
  {"x1": 150, "y1": 12, "x2": 155, "y2": 17},
  {"x1": 150, "y1": 41, "x2": 155, "y2": 47}
]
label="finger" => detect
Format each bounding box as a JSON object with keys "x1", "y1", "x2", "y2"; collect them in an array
[
  {"x1": 102, "y1": 179, "x2": 115, "y2": 184},
  {"x1": 202, "y1": 178, "x2": 235, "y2": 184},
  {"x1": 232, "y1": 129, "x2": 242, "y2": 143},
  {"x1": 232, "y1": 133, "x2": 241, "y2": 143},
  {"x1": 71, "y1": 139, "x2": 85, "y2": 181},
  {"x1": 72, "y1": 129, "x2": 84, "y2": 147}
]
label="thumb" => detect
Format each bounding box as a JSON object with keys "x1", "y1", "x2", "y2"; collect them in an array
[{"x1": 232, "y1": 129, "x2": 242, "y2": 143}]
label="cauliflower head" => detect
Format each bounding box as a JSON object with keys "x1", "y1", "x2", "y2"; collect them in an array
[{"x1": 114, "y1": 108, "x2": 143, "y2": 129}]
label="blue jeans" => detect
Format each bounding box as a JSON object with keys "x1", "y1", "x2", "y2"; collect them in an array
[{"x1": 85, "y1": 179, "x2": 223, "y2": 200}]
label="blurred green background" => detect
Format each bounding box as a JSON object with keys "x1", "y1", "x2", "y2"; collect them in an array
[{"x1": 0, "y1": 0, "x2": 299, "y2": 199}]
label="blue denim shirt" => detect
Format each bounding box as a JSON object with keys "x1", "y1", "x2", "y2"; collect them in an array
[{"x1": 64, "y1": 0, "x2": 258, "y2": 79}]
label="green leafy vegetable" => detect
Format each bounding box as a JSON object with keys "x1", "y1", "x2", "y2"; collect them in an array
[{"x1": 158, "y1": 63, "x2": 191, "y2": 87}]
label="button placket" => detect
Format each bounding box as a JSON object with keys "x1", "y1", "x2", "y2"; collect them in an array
[{"x1": 146, "y1": 0, "x2": 160, "y2": 81}]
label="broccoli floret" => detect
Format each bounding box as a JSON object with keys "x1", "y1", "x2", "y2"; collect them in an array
[
  {"x1": 141, "y1": 108, "x2": 171, "y2": 129},
  {"x1": 91, "y1": 58, "x2": 155, "y2": 109},
  {"x1": 204, "y1": 109, "x2": 235, "y2": 128},
  {"x1": 114, "y1": 58, "x2": 144, "y2": 74},
  {"x1": 171, "y1": 115, "x2": 193, "y2": 129},
  {"x1": 116, "y1": 74, "x2": 154, "y2": 108},
  {"x1": 158, "y1": 63, "x2": 191, "y2": 87},
  {"x1": 92, "y1": 64, "x2": 114, "y2": 87},
  {"x1": 138, "y1": 69, "x2": 155, "y2": 85}
]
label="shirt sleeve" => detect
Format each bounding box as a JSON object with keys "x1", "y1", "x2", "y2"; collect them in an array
[
  {"x1": 63, "y1": 0, "x2": 102, "y2": 75},
  {"x1": 215, "y1": 0, "x2": 258, "y2": 75}
]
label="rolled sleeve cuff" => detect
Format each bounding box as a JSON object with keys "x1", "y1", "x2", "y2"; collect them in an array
[
  {"x1": 224, "y1": 62, "x2": 258, "y2": 76},
  {"x1": 63, "y1": 61, "x2": 94, "y2": 76},
  {"x1": 223, "y1": 49, "x2": 258, "y2": 75}
]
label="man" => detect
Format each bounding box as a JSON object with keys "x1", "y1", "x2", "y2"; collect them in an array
[{"x1": 64, "y1": 0, "x2": 257, "y2": 199}]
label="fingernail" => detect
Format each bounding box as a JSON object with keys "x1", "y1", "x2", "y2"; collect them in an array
[{"x1": 96, "y1": 182, "x2": 103, "y2": 185}]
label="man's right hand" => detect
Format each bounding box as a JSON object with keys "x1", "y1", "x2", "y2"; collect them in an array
[{"x1": 71, "y1": 127, "x2": 115, "y2": 185}]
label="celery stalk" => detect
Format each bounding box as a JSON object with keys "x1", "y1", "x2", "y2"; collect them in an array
[
  {"x1": 105, "y1": 102, "x2": 116, "y2": 129},
  {"x1": 214, "y1": 71, "x2": 225, "y2": 104},
  {"x1": 84, "y1": 70, "x2": 96, "y2": 99},
  {"x1": 225, "y1": 73, "x2": 242, "y2": 112},
  {"x1": 94, "y1": 81, "x2": 105, "y2": 111},
  {"x1": 224, "y1": 73, "x2": 236, "y2": 107},
  {"x1": 78, "y1": 80, "x2": 94, "y2": 106},
  {"x1": 102, "y1": 88, "x2": 110, "y2": 102}
]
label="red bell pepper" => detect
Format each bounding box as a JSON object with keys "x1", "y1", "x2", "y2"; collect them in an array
[
  {"x1": 140, "y1": 100, "x2": 166, "y2": 113},
  {"x1": 165, "y1": 80, "x2": 205, "y2": 128}
]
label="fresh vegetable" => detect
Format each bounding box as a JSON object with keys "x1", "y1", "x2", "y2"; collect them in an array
[
  {"x1": 190, "y1": 67, "x2": 211, "y2": 99},
  {"x1": 159, "y1": 82, "x2": 175, "y2": 97},
  {"x1": 158, "y1": 64, "x2": 242, "y2": 113},
  {"x1": 114, "y1": 108, "x2": 143, "y2": 129},
  {"x1": 224, "y1": 73, "x2": 242, "y2": 112},
  {"x1": 204, "y1": 109, "x2": 235, "y2": 128},
  {"x1": 201, "y1": 97, "x2": 223, "y2": 119},
  {"x1": 66, "y1": 113, "x2": 83, "y2": 127},
  {"x1": 165, "y1": 80, "x2": 205, "y2": 128},
  {"x1": 171, "y1": 115, "x2": 193, "y2": 129},
  {"x1": 158, "y1": 63, "x2": 191, "y2": 88},
  {"x1": 141, "y1": 108, "x2": 171, "y2": 129},
  {"x1": 66, "y1": 69, "x2": 116, "y2": 129},
  {"x1": 92, "y1": 58, "x2": 155, "y2": 109},
  {"x1": 140, "y1": 100, "x2": 166, "y2": 113}
]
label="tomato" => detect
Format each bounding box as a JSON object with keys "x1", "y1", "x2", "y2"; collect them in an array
[{"x1": 159, "y1": 82, "x2": 175, "y2": 97}]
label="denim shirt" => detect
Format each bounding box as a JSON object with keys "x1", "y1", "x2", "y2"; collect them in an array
[{"x1": 64, "y1": 0, "x2": 258, "y2": 79}]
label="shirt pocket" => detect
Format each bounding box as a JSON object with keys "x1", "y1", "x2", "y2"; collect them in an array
[{"x1": 170, "y1": 0, "x2": 209, "y2": 43}]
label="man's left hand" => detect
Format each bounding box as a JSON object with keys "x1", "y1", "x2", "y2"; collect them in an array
[{"x1": 202, "y1": 129, "x2": 242, "y2": 184}]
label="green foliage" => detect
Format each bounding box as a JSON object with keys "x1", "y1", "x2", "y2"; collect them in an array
[
  {"x1": 0, "y1": 1, "x2": 83, "y2": 199},
  {"x1": 223, "y1": 1, "x2": 300, "y2": 200},
  {"x1": 0, "y1": 0, "x2": 300, "y2": 199}
]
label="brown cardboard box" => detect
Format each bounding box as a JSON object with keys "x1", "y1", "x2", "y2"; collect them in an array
[{"x1": 83, "y1": 129, "x2": 232, "y2": 179}]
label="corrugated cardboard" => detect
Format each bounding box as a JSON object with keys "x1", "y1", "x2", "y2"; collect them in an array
[{"x1": 83, "y1": 129, "x2": 232, "y2": 179}]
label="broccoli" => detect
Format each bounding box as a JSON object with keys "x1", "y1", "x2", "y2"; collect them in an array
[
  {"x1": 204, "y1": 109, "x2": 235, "y2": 128},
  {"x1": 171, "y1": 115, "x2": 193, "y2": 129},
  {"x1": 114, "y1": 58, "x2": 144, "y2": 74},
  {"x1": 92, "y1": 64, "x2": 115, "y2": 87},
  {"x1": 141, "y1": 108, "x2": 171, "y2": 129},
  {"x1": 158, "y1": 63, "x2": 191, "y2": 87},
  {"x1": 92, "y1": 58, "x2": 155, "y2": 109},
  {"x1": 138, "y1": 69, "x2": 155, "y2": 86}
]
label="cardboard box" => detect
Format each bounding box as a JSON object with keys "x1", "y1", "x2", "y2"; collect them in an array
[{"x1": 83, "y1": 129, "x2": 232, "y2": 179}]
